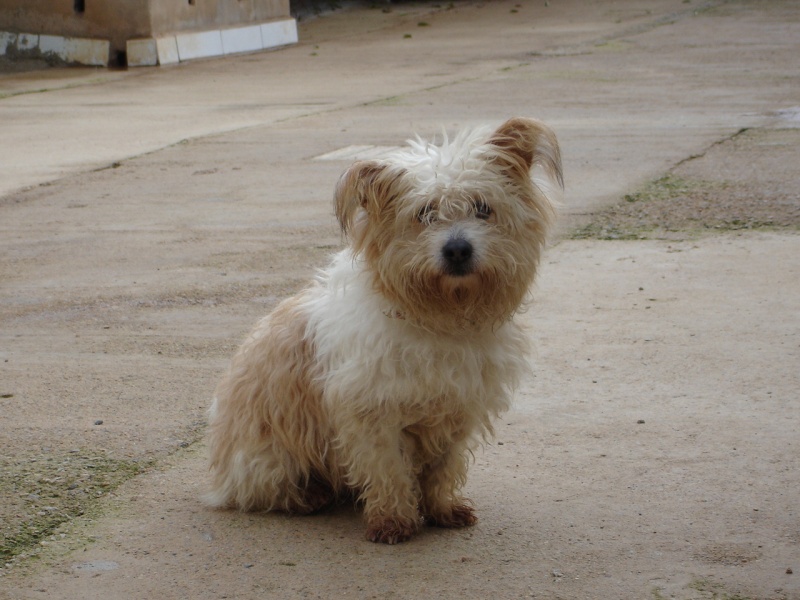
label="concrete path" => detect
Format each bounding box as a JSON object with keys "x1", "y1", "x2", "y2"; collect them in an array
[{"x1": 1, "y1": 1, "x2": 798, "y2": 598}]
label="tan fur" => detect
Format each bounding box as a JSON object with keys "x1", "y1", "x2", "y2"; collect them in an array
[
  {"x1": 206, "y1": 294, "x2": 340, "y2": 514},
  {"x1": 206, "y1": 118, "x2": 563, "y2": 543}
]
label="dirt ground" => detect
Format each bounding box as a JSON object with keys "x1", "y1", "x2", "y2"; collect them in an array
[{"x1": 1, "y1": 1, "x2": 798, "y2": 599}]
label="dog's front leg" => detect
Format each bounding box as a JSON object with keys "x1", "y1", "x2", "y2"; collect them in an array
[
  {"x1": 336, "y1": 418, "x2": 422, "y2": 544},
  {"x1": 419, "y1": 441, "x2": 478, "y2": 528}
]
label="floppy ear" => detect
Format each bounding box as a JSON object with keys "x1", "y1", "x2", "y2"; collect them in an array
[
  {"x1": 489, "y1": 117, "x2": 563, "y2": 189},
  {"x1": 333, "y1": 160, "x2": 405, "y2": 238},
  {"x1": 334, "y1": 161, "x2": 384, "y2": 237}
]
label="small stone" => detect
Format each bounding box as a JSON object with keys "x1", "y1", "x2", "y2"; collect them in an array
[
  {"x1": 787, "y1": 568, "x2": 794, "y2": 574},
  {"x1": 94, "y1": 420, "x2": 104, "y2": 426}
]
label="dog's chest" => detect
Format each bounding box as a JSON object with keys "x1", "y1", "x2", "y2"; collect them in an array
[
  {"x1": 318, "y1": 318, "x2": 510, "y2": 413},
  {"x1": 306, "y1": 260, "x2": 523, "y2": 413}
]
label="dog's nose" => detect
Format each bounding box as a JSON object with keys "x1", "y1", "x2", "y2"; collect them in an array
[{"x1": 442, "y1": 237, "x2": 474, "y2": 274}]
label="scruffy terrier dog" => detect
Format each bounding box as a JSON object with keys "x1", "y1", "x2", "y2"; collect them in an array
[{"x1": 205, "y1": 118, "x2": 562, "y2": 544}]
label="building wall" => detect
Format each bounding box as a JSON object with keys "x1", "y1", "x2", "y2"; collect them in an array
[
  {"x1": 0, "y1": 0, "x2": 151, "y2": 51},
  {"x1": 149, "y1": 0, "x2": 289, "y2": 37},
  {"x1": 0, "y1": 0, "x2": 290, "y2": 53}
]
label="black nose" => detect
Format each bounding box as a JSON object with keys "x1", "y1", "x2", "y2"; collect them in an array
[{"x1": 442, "y1": 237, "x2": 474, "y2": 275}]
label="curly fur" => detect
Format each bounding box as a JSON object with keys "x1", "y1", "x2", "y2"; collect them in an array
[{"x1": 205, "y1": 117, "x2": 563, "y2": 544}]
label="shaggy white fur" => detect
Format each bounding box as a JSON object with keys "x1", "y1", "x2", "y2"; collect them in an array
[{"x1": 205, "y1": 118, "x2": 563, "y2": 544}]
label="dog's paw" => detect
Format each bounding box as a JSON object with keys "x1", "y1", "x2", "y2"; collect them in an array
[
  {"x1": 365, "y1": 517, "x2": 420, "y2": 545},
  {"x1": 425, "y1": 503, "x2": 478, "y2": 528},
  {"x1": 286, "y1": 478, "x2": 336, "y2": 515}
]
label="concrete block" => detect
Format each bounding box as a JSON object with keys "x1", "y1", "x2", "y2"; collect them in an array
[
  {"x1": 64, "y1": 37, "x2": 109, "y2": 66},
  {"x1": 260, "y1": 19, "x2": 298, "y2": 49},
  {"x1": 16, "y1": 33, "x2": 39, "y2": 51},
  {"x1": 0, "y1": 32, "x2": 106, "y2": 65},
  {"x1": 120, "y1": 18, "x2": 297, "y2": 68},
  {"x1": 176, "y1": 30, "x2": 223, "y2": 61},
  {"x1": 155, "y1": 36, "x2": 180, "y2": 65},
  {"x1": 0, "y1": 32, "x2": 17, "y2": 56},
  {"x1": 221, "y1": 25, "x2": 263, "y2": 55},
  {"x1": 39, "y1": 35, "x2": 67, "y2": 60},
  {"x1": 127, "y1": 38, "x2": 158, "y2": 67}
]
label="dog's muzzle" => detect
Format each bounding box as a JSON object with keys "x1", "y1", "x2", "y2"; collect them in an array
[{"x1": 441, "y1": 237, "x2": 475, "y2": 277}]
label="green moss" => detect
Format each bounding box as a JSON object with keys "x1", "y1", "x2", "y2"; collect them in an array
[
  {"x1": 689, "y1": 577, "x2": 753, "y2": 600},
  {"x1": 624, "y1": 174, "x2": 707, "y2": 203},
  {"x1": 570, "y1": 173, "x2": 799, "y2": 240},
  {"x1": 571, "y1": 222, "x2": 652, "y2": 241},
  {"x1": 0, "y1": 452, "x2": 153, "y2": 563}
]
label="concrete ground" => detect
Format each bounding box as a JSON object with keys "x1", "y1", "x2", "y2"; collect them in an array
[{"x1": 1, "y1": 1, "x2": 798, "y2": 598}]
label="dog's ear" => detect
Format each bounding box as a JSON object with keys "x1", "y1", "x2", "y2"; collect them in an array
[
  {"x1": 334, "y1": 161, "x2": 384, "y2": 237},
  {"x1": 489, "y1": 118, "x2": 563, "y2": 189},
  {"x1": 334, "y1": 160, "x2": 405, "y2": 237}
]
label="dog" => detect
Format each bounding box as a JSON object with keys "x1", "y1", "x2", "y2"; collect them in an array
[{"x1": 205, "y1": 117, "x2": 562, "y2": 544}]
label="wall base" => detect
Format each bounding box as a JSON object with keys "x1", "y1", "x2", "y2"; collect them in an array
[
  {"x1": 0, "y1": 31, "x2": 110, "y2": 66},
  {"x1": 127, "y1": 18, "x2": 297, "y2": 67}
]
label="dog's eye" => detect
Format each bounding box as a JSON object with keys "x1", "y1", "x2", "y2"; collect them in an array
[
  {"x1": 475, "y1": 202, "x2": 493, "y2": 220},
  {"x1": 416, "y1": 205, "x2": 435, "y2": 224}
]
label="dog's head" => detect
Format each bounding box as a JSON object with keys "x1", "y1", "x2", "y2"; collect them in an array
[{"x1": 334, "y1": 118, "x2": 563, "y2": 331}]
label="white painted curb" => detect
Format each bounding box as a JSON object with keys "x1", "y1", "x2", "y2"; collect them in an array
[
  {"x1": 0, "y1": 31, "x2": 109, "y2": 66},
  {"x1": 127, "y1": 18, "x2": 298, "y2": 67}
]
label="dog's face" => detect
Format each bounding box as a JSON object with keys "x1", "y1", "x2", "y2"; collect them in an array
[{"x1": 334, "y1": 118, "x2": 563, "y2": 331}]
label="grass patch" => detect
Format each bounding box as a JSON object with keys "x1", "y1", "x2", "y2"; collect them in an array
[
  {"x1": 689, "y1": 577, "x2": 753, "y2": 600},
  {"x1": 571, "y1": 173, "x2": 800, "y2": 240},
  {"x1": 0, "y1": 452, "x2": 153, "y2": 564}
]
